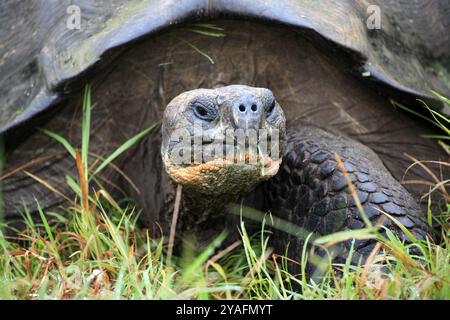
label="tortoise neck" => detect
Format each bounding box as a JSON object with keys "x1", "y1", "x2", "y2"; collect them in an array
[
  {"x1": 183, "y1": 189, "x2": 237, "y2": 220},
  {"x1": 178, "y1": 188, "x2": 240, "y2": 245}
]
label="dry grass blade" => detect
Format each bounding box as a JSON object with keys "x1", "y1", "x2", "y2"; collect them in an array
[
  {"x1": 92, "y1": 122, "x2": 159, "y2": 177},
  {"x1": 205, "y1": 240, "x2": 241, "y2": 282},
  {"x1": 0, "y1": 153, "x2": 61, "y2": 181},
  {"x1": 404, "y1": 160, "x2": 450, "y2": 168},
  {"x1": 23, "y1": 171, "x2": 71, "y2": 202},
  {"x1": 403, "y1": 153, "x2": 448, "y2": 198},
  {"x1": 75, "y1": 149, "x2": 89, "y2": 212},
  {"x1": 359, "y1": 242, "x2": 382, "y2": 286},
  {"x1": 272, "y1": 253, "x2": 303, "y2": 267},
  {"x1": 206, "y1": 240, "x2": 241, "y2": 267},
  {"x1": 272, "y1": 254, "x2": 288, "y2": 299},
  {"x1": 167, "y1": 184, "x2": 182, "y2": 265},
  {"x1": 401, "y1": 180, "x2": 450, "y2": 202},
  {"x1": 89, "y1": 151, "x2": 141, "y2": 195}
]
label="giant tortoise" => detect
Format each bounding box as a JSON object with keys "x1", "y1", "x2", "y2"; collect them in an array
[{"x1": 1, "y1": 1, "x2": 449, "y2": 266}]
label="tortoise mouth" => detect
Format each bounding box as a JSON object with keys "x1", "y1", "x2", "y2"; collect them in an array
[
  {"x1": 193, "y1": 141, "x2": 277, "y2": 164},
  {"x1": 163, "y1": 151, "x2": 282, "y2": 195},
  {"x1": 167, "y1": 136, "x2": 281, "y2": 166}
]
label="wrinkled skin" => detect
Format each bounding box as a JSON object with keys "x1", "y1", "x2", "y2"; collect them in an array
[{"x1": 162, "y1": 85, "x2": 286, "y2": 196}]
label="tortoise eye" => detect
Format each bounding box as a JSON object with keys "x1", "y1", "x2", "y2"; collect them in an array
[
  {"x1": 192, "y1": 102, "x2": 216, "y2": 121},
  {"x1": 195, "y1": 105, "x2": 208, "y2": 117}
]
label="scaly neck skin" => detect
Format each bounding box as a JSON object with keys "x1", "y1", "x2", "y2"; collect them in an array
[{"x1": 178, "y1": 188, "x2": 241, "y2": 247}]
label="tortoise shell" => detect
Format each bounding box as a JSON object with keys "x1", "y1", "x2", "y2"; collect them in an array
[{"x1": 0, "y1": 0, "x2": 449, "y2": 134}]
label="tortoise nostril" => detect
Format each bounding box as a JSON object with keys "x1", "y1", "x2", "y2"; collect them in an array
[
  {"x1": 239, "y1": 105, "x2": 246, "y2": 112},
  {"x1": 251, "y1": 104, "x2": 258, "y2": 112}
]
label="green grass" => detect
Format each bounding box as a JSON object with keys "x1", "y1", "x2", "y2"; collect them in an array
[{"x1": 0, "y1": 88, "x2": 449, "y2": 300}]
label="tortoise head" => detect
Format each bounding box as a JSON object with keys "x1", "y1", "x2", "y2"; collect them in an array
[{"x1": 161, "y1": 85, "x2": 286, "y2": 195}]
